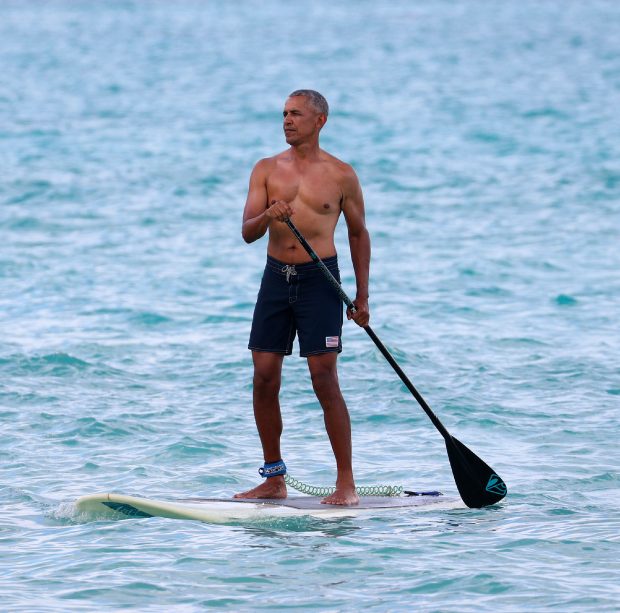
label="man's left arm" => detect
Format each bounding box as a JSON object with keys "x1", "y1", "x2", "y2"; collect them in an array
[{"x1": 341, "y1": 167, "x2": 370, "y2": 327}]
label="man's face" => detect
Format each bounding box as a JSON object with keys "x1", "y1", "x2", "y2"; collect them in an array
[{"x1": 282, "y1": 96, "x2": 325, "y2": 145}]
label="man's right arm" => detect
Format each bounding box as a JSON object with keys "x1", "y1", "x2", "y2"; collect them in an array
[
  {"x1": 241, "y1": 160, "x2": 271, "y2": 244},
  {"x1": 242, "y1": 158, "x2": 295, "y2": 243}
]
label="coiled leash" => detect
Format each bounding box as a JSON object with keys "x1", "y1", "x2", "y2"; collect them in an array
[{"x1": 258, "y1": 460, "x2": 404, "y2": 497}]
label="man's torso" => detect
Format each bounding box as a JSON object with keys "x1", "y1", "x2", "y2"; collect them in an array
[{"x1": 264, "y1": 149, "x2": 348, "y2": 263}]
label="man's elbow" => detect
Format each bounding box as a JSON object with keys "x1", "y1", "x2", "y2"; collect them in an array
[
  {"x1": 242, "y1": 223, "x2": 261, "y2": 244},
  {"x1": 349, "y1": 226, "x2": 369, "y2": 242}
]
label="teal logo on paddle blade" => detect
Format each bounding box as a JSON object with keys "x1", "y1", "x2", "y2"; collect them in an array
[{"x1": 485, "y1": 474, "x2": 507, "y2": 496}]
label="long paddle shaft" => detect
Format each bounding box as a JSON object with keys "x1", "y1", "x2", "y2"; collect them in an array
[{"x1": 285, "y1": 218, "x2": 507, "y2": 508}]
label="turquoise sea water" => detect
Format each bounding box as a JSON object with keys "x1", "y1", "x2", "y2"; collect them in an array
[{"x1": 1, "y1": 1, "x2": 619, "y2": 610}]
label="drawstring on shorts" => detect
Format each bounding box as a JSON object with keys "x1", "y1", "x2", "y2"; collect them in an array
[{"x1": 281, "y1": 264, "x2": 297, "y2": 283}]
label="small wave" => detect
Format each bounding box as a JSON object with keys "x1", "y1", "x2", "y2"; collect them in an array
[
  {"x1": 47, "y1": 417, "x2": 132, "y2": 441},
  {"x1": 522, "y1": 107, "x2": 569, "y2": 121},
  {"x1": 129, "y1": 311, "x2": 173, "y2": 326},
  {"x1": 554, "y1": 294, "x2": 578, "y2": 306},
  {"x1": 50, "y1": 500, "x2": 123, "y2": 524},
  {"x1": 0, "y1": 353, "x2": 91, "y2": 377},
  {"x1": 157, "y1": 437, "x2": 227, "y2": 459}
]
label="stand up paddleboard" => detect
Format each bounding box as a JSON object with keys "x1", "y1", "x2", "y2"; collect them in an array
[{"x1": 75, "y1": 492, "x2": 462, "y2": 523}]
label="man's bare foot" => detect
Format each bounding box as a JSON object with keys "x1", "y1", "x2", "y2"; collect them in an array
[
  {"x1": 321, "y1": 485, "x2": 359, "y2": 506},
  {"x1": 233, "y1": 476, "x2": 287, "y2": 499}
]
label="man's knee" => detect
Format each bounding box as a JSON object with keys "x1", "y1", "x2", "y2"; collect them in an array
[
  {"x1": 253, "y1": 369, "x2": 281, "y2": 393},
  {"x1": 308, "y1": 355, "x2": 339, "y2": 395},
  {"x1": 252, "y1": 352, "x2": 283, "y2": 394}
]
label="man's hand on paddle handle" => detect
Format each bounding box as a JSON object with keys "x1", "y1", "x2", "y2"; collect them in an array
[
  {"x1": 267, "y1": 200, "x2": 294, "y2": 222},
  {"x1": 347, "y1": 297, "x2": 370, "y2": 327}
]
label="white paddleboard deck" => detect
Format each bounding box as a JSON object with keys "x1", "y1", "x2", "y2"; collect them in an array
[{"x1": 75, "y1": 492, "x2": 462, "y2": 522}]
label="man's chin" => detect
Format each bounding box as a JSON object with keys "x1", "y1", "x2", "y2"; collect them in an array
[{"x1": 285, "y1": 132, "x2": 301, "y2": 144}]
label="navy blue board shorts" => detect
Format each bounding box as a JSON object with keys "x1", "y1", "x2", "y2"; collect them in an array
[{"x1": 249, "y1": 255, "x2": 343, "y2": 357}]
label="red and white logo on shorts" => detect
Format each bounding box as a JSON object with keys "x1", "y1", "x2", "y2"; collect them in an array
[{"x1": 325, "y1": 336, "x2": 339, "y2": 348}]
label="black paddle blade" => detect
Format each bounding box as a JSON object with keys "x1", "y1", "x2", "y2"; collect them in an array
[{"x1": 445, "y1": 436, "x2": 507, "y2": 508}]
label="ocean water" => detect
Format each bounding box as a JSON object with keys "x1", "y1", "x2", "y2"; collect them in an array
[{"x1": 1, "y1": 0, "x2": 619, "y2": 610}]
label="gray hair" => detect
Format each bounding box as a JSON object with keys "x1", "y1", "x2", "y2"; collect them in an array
[{"x1": 288, "y1": 89, "x2": 329, "y2": 116}]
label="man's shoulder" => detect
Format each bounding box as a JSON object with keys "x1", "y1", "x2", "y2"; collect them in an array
[
  {"x1": 320, "y1": 150, "x2": 358, "y2": 180},
  {"x1": 253, "y1": 155, "x2": 277, "y2": 170},
  {"x1": 253, "y1": 150, "x2": 290, "y2": 173}
]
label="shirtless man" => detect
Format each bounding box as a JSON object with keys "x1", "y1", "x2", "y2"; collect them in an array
[{"x1": 236, "y1": 90, "x2": 370, "y2": 505}]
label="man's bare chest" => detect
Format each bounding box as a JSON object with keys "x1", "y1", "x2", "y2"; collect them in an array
[{"x1": 266, "y1": 167, "x2": 343, "y2": 212}]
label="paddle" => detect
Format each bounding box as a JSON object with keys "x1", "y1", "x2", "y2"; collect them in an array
[{"x1": 285, "y1": 218, "x2": 507, "y2": 508}]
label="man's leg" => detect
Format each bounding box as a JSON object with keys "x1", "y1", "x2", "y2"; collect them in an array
[
  {"x1": 234, "y1": 351, "x2": 287, "y2": 499},
  {"x1": 307, "y1": 353, "x2": 359, "y2": 505}
]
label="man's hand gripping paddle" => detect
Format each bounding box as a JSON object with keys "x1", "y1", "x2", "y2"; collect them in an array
[{"x1": 285, "y1": 218, "x2": 507, "y2": 508}]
